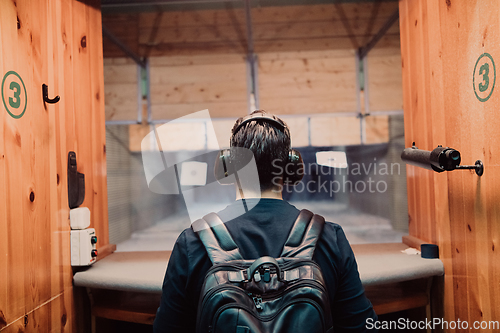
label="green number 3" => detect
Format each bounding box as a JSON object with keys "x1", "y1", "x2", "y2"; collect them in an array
[
  {"x1": 479, "y1": 62, "x2": 489, "y2": 92},
  {"x1": 9, "y1": 81, "x2": 21, "y2": 108}
]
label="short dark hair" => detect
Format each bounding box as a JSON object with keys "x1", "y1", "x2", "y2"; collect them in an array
[{"x1": 230, "y1": 110, "x2": 290, "y2": 191}]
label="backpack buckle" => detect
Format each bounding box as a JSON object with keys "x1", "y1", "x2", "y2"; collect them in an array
[{"x1": 262, "y1": 267, "x2": 271, "y2": 283}]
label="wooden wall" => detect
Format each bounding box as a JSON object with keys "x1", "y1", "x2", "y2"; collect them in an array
[
  {"x1": 259, "y1": 50, "x2": 357, "y2": 115},
  {"x1": 0, "y1": 0, "x2": 108, "y2": 331},
  {"x1": 149, "y1": 54, "x2": 248, "y2": 120},
  {"x1": 104, "y1": 2, "x2": 402, "y2": 150},
  {"x1": 103, "y1": 1, "x2": 402, "y2": 122},
  {"x1": 400, "y1": 0, "x2": 500, "y2": 330},
  {"x1": 368, "y1": 47, "x2": 404, "y2": 112},
  {"x1": 104, "y1": 58, "x2": 138, "y2": 121}
]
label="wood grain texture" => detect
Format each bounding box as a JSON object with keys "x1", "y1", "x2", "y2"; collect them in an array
[
  {"x1": 259, "y1": 50, "x2": 358, "y2": 115},
  {"x1": 104, "y1": 59, "x2": 138, "y2": 121},
  {"x1": 103, "y1": 2, "x2": 401, "y2": 57},
  {"x1": 149, "y1": 54, "x2": 247, "y2": 120},
  {"x1": 367, "y1": 47, "x2": 403, "y2": 112},
  {"x1": 0, "y1": 0, "x2": 108, "y2": 331},
  {"x1": 105, "y1": 47, "x2": 401, "y2": 131},
  {"x1": 400, "y1": 0, "x2": 500, "y2": 330}
]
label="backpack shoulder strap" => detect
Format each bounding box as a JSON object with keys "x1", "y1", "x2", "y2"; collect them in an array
[
  {"x1": 280, "y1": 209, "x2": 325, "y2": 259},
  {"x1": 192, "y1": 212, "x2": 243, "y2": 265}
]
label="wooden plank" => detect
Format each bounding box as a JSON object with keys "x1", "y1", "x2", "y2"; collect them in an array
[
  {"x1": 438, "y1": 0, "x2": 471, "y2": 325},
  {"x1": 129, "y1": 124, "x2": 152, "y2": 152},
  {"x1": 71, "y1": 0, "x2": 92, "y2": 204},
  {"x1": 150, "y1": 55, "x2": 247, "y2": 120},
  {"x1": 152, "y1": 101, "x2": 247, "y2": 120},
  {"x1": 20, "y1": 0, "x2": 51, "y2": 320},
  {"x1": 137, "y1": 2, "x2": 400, "y2": 29},
  {"x1": 139, "y1": 18, "x2": 400, "y2": 46},
  {"x1": 422, "y1": 0, "x2": 455, "y2": 323},
  {"x1": 91, "y1": 290, "x2": 161, "y2": 325},
  {"x1": 0, "y1": 0, "x2": 60, "y2": 325},
  {"x1": 150, "y1": 62, "x2": 247, "y2": 104},
  {"x1": 365, "y1": 115, "x2": 389, "y2": 144},
  {"x1": 366, "y1": 287, "x2": 428, "y2": 316},
  {"x1": 88, "y1": 0, "x2": 111, "y2": 253},
  {"x1": 419, "y1": 0, "x2": 435, "y2": 245},
  {"x1": 259, "y1": 51, "x2": 357, "y2": 115},
  {"x1": 103, "y1": 59, "x2": 140, "y2": 121},
  {"x1": 103, "y1": 2, "x2": 401, "y2": 57},
  {"x1": 105, "y1": 84, "x2": 139, "y2": 121},
  {"x1": 282, "y1": 117, "x2": 309, "y2": 148},
  {"x1": 139, "y1": 33, "x2": 401, "y2": 57},
  {"x1": 149, "y1": 53, "x2": 245, "y2": 66},
  {"x1": 154, "y1": 122, "x2": 207, "y2": 151},
  {"x1": 92, "y1": 305, "x2": 156, "y2": 325},
  {"x1": 0, "y1": 0, "x2": 11, "y2": 327},
  {"x1": 107, "y1": 46, "x2": 401, "y2": 120},
  {"x1": 310, "y1": 116, "x2": 360, "y2": 146},
  {"x1": 55, "y1": 1, "x2": 78, "y2": 314},
  {"x1": 367, "y1": 51, "x2": 403, "y2": 111},
  {"x1": 47, "y1": 0, "x2": 74, "y2": 312},
  {"x1": 0, "y1": 289, "x2": 73, "y2": 333},
  {"x1": 399, "y1": 0, "x2": 417, "y2": 243},
  {"x1": 207, "y1": 118, "x2": 235, "y2": 150},
  {"x1": 103, "y1": 62, "x2": 137, "y2": 84},
  {"x1": 102, "y1": 13, "x2": 139, "y2": 58}
]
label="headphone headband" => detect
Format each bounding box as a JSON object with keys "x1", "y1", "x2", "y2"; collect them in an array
[
  {"x1": 232, "y1": 113, "x2": 286, "y2": 136},
  {"x1": 215, "y1": 112, "x2": 303, "y2": 186}
]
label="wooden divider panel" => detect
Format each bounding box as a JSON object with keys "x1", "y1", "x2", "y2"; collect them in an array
[
  {"x1": 400, "y1": 0, "x2": 500, "y2": 329},
  {"x1": 0, "y1": 0, "x2": 108, "y2": 331}
]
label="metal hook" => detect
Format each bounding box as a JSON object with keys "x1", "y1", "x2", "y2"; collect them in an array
[{"x1": 42, "y1": 84, "x2": 60, "y2": 104}]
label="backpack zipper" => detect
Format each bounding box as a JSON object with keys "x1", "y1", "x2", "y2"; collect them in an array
[
  {"x1": 200, "y1": 279, "x2": 327, "y2": 315},
  {"x1": 210, "y1": 298, "x2": 326, "y2": 332},
  {"x1": 198, "y1": 279, "x2": 328, "y2": 331}
]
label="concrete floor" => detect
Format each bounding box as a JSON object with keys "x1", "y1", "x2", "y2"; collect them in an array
[{"x1": 116, "y1": 201, "x2": 407, "y2": 252}]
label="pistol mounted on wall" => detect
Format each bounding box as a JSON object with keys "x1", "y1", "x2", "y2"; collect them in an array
[{"x1": 401, "y1": 143, "x2": 484, "y2": 176}]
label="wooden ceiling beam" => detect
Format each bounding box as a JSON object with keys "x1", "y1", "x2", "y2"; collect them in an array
[
  {"x1": 358, "y1": 8, "x2": 399, "y2": 60},
  {"x1": 103, "y1": 25, "x2": 146, "y2": 67}
]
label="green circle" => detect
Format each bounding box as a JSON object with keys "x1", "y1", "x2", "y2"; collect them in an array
[
  {"x1": 473, "y1": 53, "x2": 496, "y2": 102},
  {"x1": 2, "y1": 71, "x2": 27, "y2": 119}
]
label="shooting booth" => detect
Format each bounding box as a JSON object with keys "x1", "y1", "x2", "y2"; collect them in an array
[{"x1": 1, "y1": 0, "x2": 499, "y2": 332}]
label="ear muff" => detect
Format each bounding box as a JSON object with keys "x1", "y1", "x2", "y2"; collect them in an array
[
  {"x1": 283, "y1": 149, "x2": 304, "y2": 186},
  {"x1": 214, "y1": 149, "x2": 234, "y2": 185},
  {"x1": 214, "y1": 148, "x2": 304, "y2": 186}
]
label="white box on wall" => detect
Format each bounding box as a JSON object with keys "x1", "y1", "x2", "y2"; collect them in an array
[{"x1": 71, "y1": 228, "x2": 98, "y2": 266}]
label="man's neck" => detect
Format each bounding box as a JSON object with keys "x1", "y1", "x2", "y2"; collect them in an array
[{"x1": 235, "y1": 187, "x2": 283, "y2": 200}]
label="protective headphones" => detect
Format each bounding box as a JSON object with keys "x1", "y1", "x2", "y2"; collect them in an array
[{"x1": 214, "y1": 112, "x2": 304, "y2": 186}]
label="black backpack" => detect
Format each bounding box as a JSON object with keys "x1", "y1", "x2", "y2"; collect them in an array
[{"x1": 192, "y1": 209, "x2": 334, "y2": 333}]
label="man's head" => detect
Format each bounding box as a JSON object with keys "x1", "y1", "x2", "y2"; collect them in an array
[{"x1": 230, "y1": 110, "x2": 291, "y2": 191}]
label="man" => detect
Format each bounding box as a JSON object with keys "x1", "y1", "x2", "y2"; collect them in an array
[{"x1": 153, "y1": 110, "x2": 377, "y2": 332}]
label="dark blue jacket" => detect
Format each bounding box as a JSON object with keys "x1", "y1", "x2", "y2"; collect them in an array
[{"x1": 154, "y1": 198, "x2": 377, "y2": 332}]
